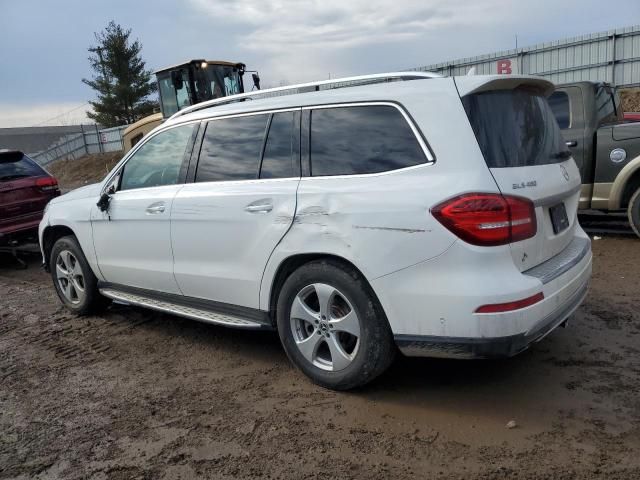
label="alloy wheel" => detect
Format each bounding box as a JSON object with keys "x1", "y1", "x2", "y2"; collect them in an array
[
  {"x1": 289, "y1": 283, "x2": 361, "y2": 371},
  {"x1": 55, "y1": 250, "x2": 86, "y2": 305}
]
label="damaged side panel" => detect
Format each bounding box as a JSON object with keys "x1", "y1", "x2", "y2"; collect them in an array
[{"x1": 260, "y1": 165, "x2": 463, "y2": 312}]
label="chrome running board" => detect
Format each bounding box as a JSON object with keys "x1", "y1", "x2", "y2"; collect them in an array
[{"x1": 100, "y1": 288, "x2": 265, "y2": 329}]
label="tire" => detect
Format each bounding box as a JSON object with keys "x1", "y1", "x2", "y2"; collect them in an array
[
  {"x1": 628, "y1": 188, "x2": 640, "y2": 239},
  {"x1": 276, "y1": 259, "x2": 396, "y2": 390},
  {"x1": 49, "y1": 235, "x2": 110, "y2": 315}
]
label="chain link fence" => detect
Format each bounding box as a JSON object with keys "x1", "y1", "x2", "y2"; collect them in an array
[{"x1": 29, "y1": 125, "x2": 127, "y2": 166}]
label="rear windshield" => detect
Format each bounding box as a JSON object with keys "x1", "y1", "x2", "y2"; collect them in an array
[
  {"x1": 0, "y1": 152, "x2": 45, "y2": 180},
  {"x1": 462, "y1": 88, "x2": 569, "y2": 168}
]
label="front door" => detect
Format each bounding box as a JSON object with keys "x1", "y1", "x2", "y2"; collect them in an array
[
  {"x1": 171, "y1": 110, "x2": 300, "y2": 308},
  {"x1": 91, "y1": 123, "x2": 197, "y2": 294}
]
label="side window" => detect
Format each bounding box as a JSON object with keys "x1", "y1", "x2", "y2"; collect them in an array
[
  {"x1": 595, "y1": 85, "x2": 617, "y2": 126},
  {"x1": 196, "y1": 114, "x2": 268, "y2": 182},
  {"x1": 119, "y1": 124, "x2": 195, "y2": 191},
  {"x1": 260, "y1": 112, "x2": 296, "y2": 179},
  {"x1": 309, "y1": 105, "x2": 426, "y2": 176},
  {"x1": 548, "y1": 91, "x2": 570, "y2": 129}
]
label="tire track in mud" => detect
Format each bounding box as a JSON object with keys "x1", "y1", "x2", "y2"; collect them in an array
[{"x1": 0, "y1": 279, "x2": 159, "y2": 375}]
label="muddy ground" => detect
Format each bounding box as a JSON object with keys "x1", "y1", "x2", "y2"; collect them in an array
[{"x1": 0, "y1": 235, "x2": 639, "y2": 479}]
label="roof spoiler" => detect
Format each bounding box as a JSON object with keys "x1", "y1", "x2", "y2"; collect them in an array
[
  {"x1": 454, "y1": 75, "x2": 555, "y2": 97},
  {"x1": 0, "y1": 150, "x2": 23, "y2": 163}
]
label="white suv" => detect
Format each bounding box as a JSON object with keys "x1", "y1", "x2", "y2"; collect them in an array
[{"x1": 40, "y1": 72, "x2": 592, "y2": 390}]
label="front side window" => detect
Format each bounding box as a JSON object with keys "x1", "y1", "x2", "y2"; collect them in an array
[
  {"x1": 548, "y1": 91, "x2": 570, "y2": 129},
  {"x1": 196, "y1": 114, "x2": 268, "y2": 182},
  {"x1": 260, "y1": 112, "x2": 296, "y2": 179},
  {"x1": 119, "y1": 124, "x2": 195, "y2": 191},
  {"x1": 309, "y1": 105, "x2": 427, "y2": 176}
]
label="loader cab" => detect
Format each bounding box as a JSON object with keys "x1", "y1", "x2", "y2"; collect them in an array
[
  {"x1": 123, "y1": 59, "x2": 260, "y2": 152},
  {"x1": 156, "y1": 60, "x2": 246, "y2": 118}
]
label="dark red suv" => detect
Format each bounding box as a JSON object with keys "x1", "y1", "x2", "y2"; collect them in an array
[{"x1": 0, "y1": 150, "x2": 60, "y2": 244}]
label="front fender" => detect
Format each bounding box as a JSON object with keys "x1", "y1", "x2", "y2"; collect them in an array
[{"x1": 40, "y1": 200, "x2": 103, "y2": 281}]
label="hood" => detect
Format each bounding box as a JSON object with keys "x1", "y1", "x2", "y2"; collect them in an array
[{"x1": 51, "y1": 182, "x2": 101, "y2": 204}]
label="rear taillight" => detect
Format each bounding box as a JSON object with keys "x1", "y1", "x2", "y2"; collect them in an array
[
  {"x1": 431, "y1": 193, "x2": 536, "y2": 246},
  {"x1": 36, "y1": 176, "x2": 59, "y2": 192}
]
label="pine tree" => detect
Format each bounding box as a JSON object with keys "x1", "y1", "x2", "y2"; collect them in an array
[{"x1": 82, "y1": 21, "x2": 158, "y2": 127}]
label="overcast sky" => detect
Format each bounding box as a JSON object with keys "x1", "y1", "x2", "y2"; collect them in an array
[{"x1": 0, "y1": 0, "x2": 638, "y2": 127}]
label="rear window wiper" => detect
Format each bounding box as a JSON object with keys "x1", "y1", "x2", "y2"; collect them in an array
[{"x1": 550, "y1": 150, "x2": 572, "y2": 160}]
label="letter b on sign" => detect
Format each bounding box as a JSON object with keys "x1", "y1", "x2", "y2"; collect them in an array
[{"x1": 497, "y1": 59, "x2": 512, "y2": 74}]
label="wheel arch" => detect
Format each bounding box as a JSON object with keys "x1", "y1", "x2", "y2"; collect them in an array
[
  {"x1": 266, "y1": 253, "x2": 382, "y2": 327},
  {"x1": 610, "y1": 154, "x2": 640, "y2": 210},
  {"x1": 42, "y1": 225, "x2": 76, "y2": 271}
]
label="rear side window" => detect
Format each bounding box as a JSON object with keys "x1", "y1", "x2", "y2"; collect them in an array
[
  {"x1": 462, "y1": 88, "x2": 569, "y2": 168},
  {"x1": 548, "y1": 91, "x2": 570, "y2": 129},
  {"x1": 0, "y1": 153, "x2": 45, "y2": 180},
  {"x1": 197, "y1": 114, "x2": 268, "y2": 182},
  {"x1": 594, "y1": 84, "x2": 618, "y2": 126},
  {"x1": 260, "y1": 111, "x2": 296, "y2": 179},
  {"x1": 309, "y1": 105, "x2": 427, "y2": 176}
]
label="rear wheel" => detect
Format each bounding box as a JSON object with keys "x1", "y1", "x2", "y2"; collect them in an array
[
  {"x1": 50, "y1": 236, "x2": 110, "y2": 315},
  {"x1": 628, "y1": 187, "x2": 640, "y2": 239},
  {"x1": 276, "y1": 259, "x2": 395, "y2": 390}
]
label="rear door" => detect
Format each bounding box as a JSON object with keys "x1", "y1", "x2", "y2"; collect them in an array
[
  {"x1": 171, "y1": 109, "x2": 300, "y2": 308},
  {"x1": 0, "y1": 152, "x2": 59, "y2": 235},
  {"x1": 457, "y1": 80, "x2": 582, "y2": 272}
]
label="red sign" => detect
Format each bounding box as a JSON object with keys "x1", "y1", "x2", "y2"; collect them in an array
[{"x1": 497, "y1": 59, "x2": 512, "y2": 74}]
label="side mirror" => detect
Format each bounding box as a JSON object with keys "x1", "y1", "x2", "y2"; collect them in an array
[
  {"x1": 252, "y1": 73, "x2": 261, "y2": 90},
  {"x1": 97, "y1": 184, "x2": 116, "y2": 212},
  {"x1": 97, "y1": 192, "x2": 111, "y2": 212}
]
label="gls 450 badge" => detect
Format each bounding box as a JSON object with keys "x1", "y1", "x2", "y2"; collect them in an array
[{"x1": 512, "y1": 180, "x2": 537, "y2": 190}]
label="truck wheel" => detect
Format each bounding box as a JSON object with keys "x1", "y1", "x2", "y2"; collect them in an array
[
  {"x1": 628, "y1": 188, "x2": 640, "y2": 239},
  {"x1": 50, "y1": 236, "x2": 110, "y2": 315},
  {"x1": 276, "y1": 259, "x2": 395, "y2": 390}
]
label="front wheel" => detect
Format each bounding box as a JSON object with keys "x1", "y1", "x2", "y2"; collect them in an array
[
  {"x1": 628, "y1": 187, "x2": 640, "y2": 239},
  {"x1": 50, "y1": 236, "x2": 110, "y2": 315},
  {"x1": 276, "y1": 260, "x2": 395, "y2": 390}
]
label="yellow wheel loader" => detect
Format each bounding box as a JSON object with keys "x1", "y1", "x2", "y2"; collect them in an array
[{"x1": 122, "y1": 60, "x2": 260, "y2": 152}]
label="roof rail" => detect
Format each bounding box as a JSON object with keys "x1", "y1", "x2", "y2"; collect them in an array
[{"x1": 169, "y1": 71, "x2": 442, "y2": 121}]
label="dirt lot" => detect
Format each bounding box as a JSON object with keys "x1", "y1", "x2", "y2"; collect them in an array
[{"x1": 1, "y1": 235, "x2": 639, "y2": 479}]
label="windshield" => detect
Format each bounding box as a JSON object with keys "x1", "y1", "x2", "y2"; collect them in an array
[
  {"x1": 462, "y1": 88, "x2": 569, "y2": 168},
  {"x1": 193, "y1": 65, "x2": 242, "y2": 102},
  {"x1": 0, "y1": 153, "x2": 45, "y2": 180}
]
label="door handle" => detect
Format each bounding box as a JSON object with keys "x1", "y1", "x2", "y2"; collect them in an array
[
  {"x1": 146, "y1": 202, "x2": 166, "y2": 214},
  {"x1": 566, "y1": 140, "x2": 578, "y2": 147},
  {"x1": 244, "y1": 203, "x2": 273, "y2": 213}
]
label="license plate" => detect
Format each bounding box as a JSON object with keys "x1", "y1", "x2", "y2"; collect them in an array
[{"x1": 549, "y1": 203, "x2": 569, "y2": 234}]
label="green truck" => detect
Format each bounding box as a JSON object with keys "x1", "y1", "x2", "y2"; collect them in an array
[{"x1": 549, "y1": 81, "x2": 640, "y2": 237}]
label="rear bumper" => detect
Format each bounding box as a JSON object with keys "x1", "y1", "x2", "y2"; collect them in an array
[
  {"x1": 395, "y1": 275, "x2": 589, "y2": 358},
  {"x1": 372, "y1": 230, "x2": 592, "y2": 358}
]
